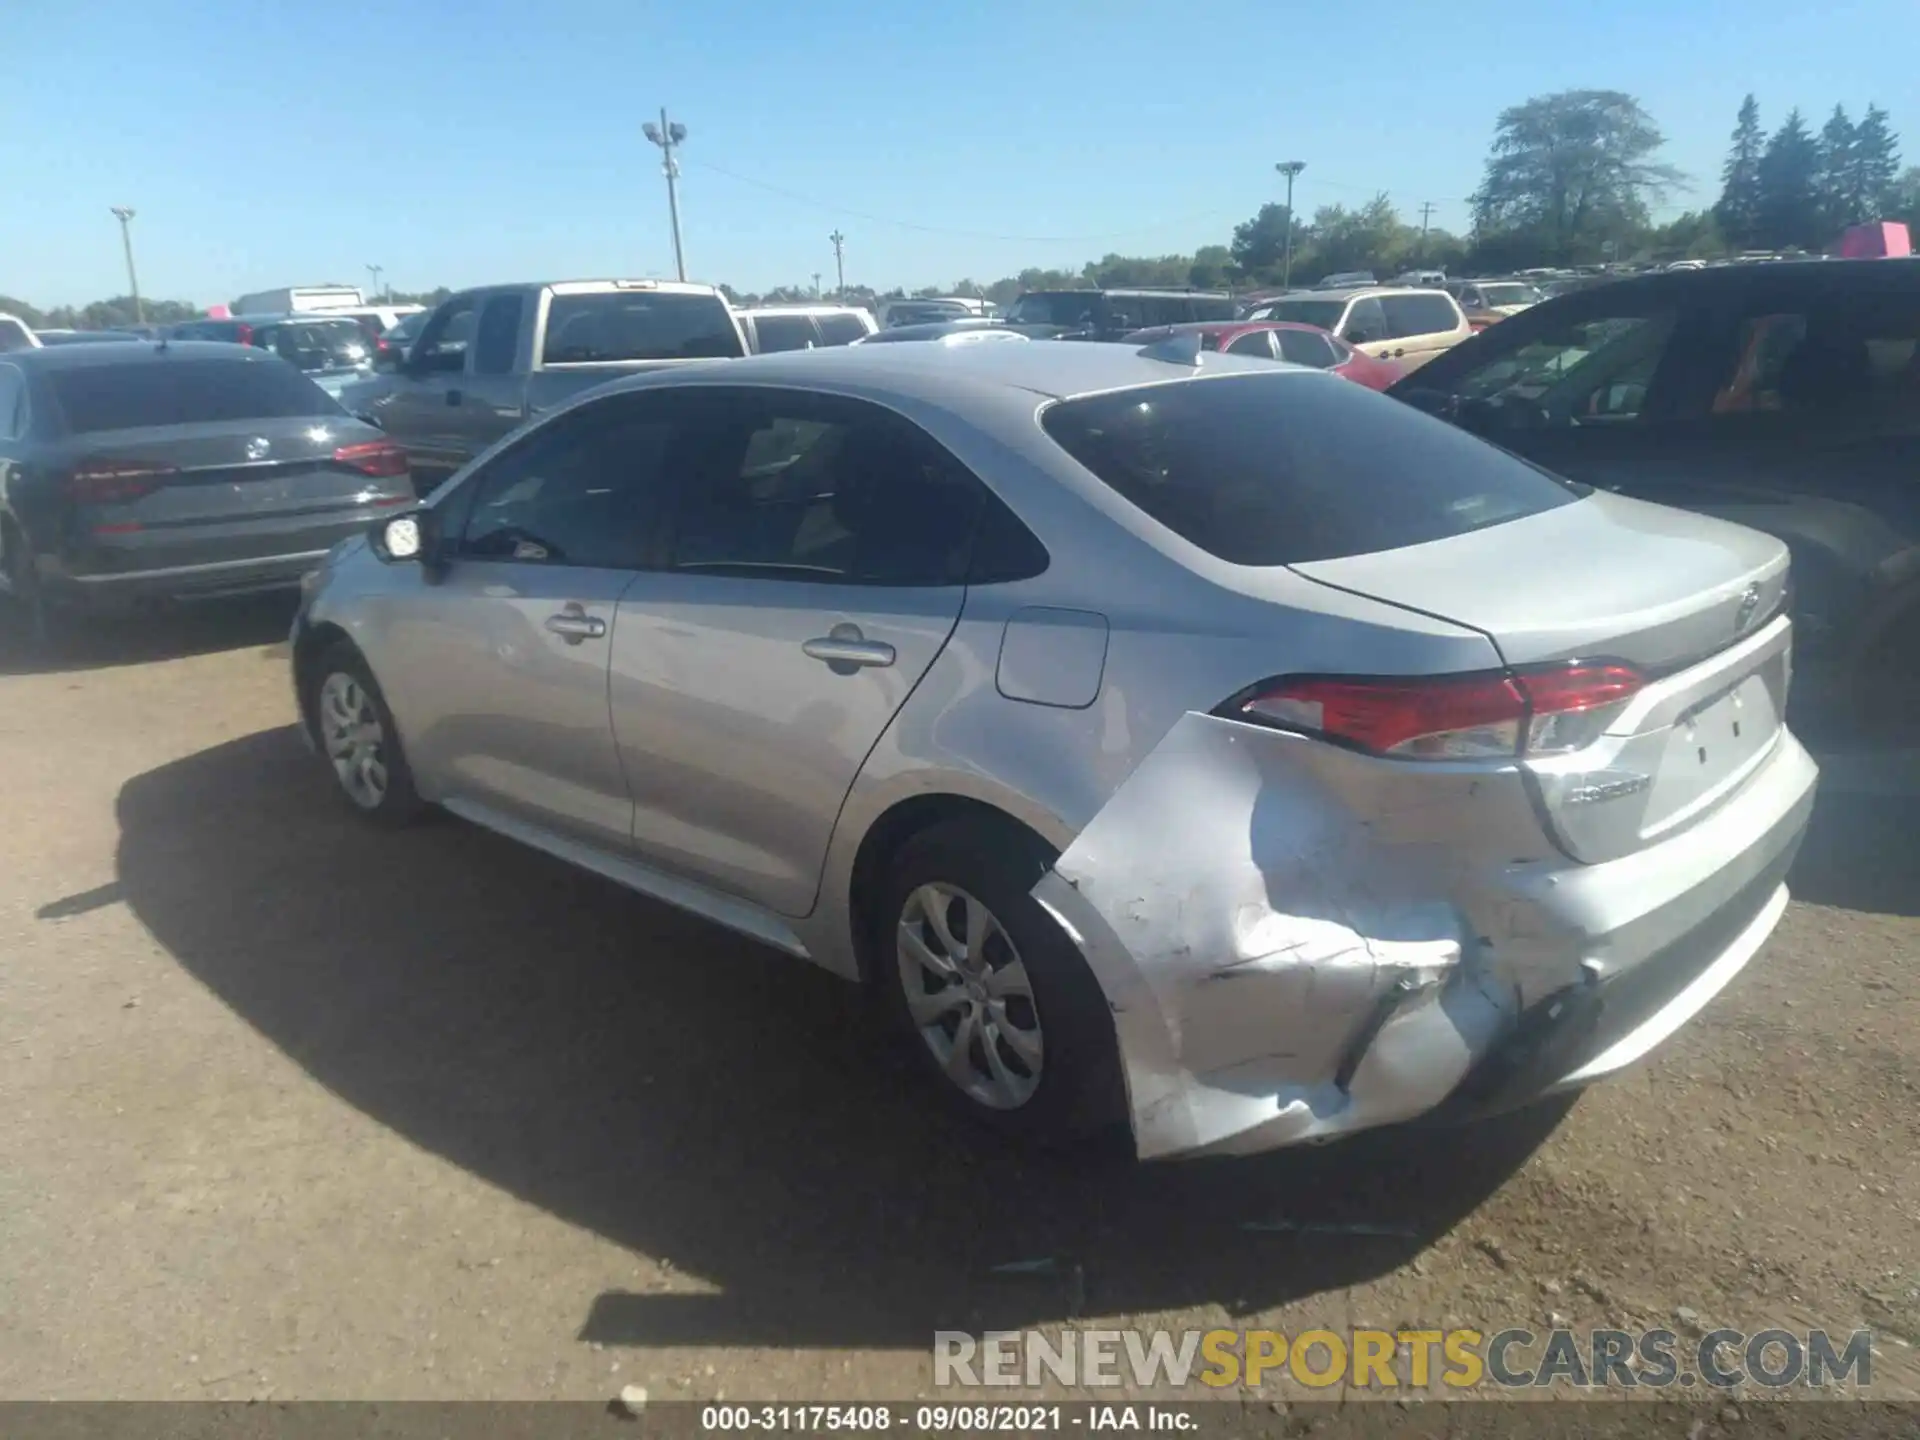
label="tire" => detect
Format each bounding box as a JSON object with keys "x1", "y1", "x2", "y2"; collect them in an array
[
  {"x1": 2, "y1": 521, "x2": 64, "y2": 653},
  {"x1": 875, "y1": 818, "x2": 1128, "y2": 1149},
  {"x1": 306, "y1": 641, "x2": 426, "y2": 827}
]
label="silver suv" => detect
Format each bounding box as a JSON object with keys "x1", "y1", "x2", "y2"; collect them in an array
[{"x1": 292, "y1": 342, "x2": 1815, "y2": 1160}]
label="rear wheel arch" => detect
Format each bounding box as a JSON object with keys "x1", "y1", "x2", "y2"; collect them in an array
[{"x1": 847, "y1": 794, "x2": 1059, "y2": 987}]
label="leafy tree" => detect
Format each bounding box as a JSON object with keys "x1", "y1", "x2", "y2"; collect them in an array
[
  {"x1": 1715, "y1": 94, "x2": 1765, "y2": 248},
  {"x1": 1890, "y1": 166, "x2": 1920, "y2": 227},
  {"x1": 1471, "y1": 90, "x2": 1683, "y2": 263},
  {"x1": 1187, "y1": 245, "x2": 1236, "y2": 289},
  {"x1": 1229, "y1": 203, "x2": 1295, "y2": 280},
  {"x1": 1645, "y1": 210, "x2": 1726, "y2": 260},
  {"x1": 0, "y1": 295, "x2": 47, "y2": 327},
  {"x1": 1755, "y1": 108, "x2": 1822, "y2": 248},
  {"x1": 1850, "y1": 104, "x2": 1902, "y2": 218}
]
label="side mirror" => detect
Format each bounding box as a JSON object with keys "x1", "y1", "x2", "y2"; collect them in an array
[{"x1": 369, "y1": 506, "x2": 443, "y2": 567}]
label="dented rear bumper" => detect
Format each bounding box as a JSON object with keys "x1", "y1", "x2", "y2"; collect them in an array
[{"x1": 1030, "y1": 712, "x2": 1817, "y2": 1161}]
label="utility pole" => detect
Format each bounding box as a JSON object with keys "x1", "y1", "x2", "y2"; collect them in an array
[
  {"x1": 366, "y1": 264, "x2": 386, "y2": 302},
  {"x1": 1274, "y1": 162, "x2": 1306, "y2": 289},
  {"x1": 1417, "y1": 202, "x2": 1436, "y2": 263},
  {"x1": 829, "y1": 230, "x2": 846, "y2": 299},
  {"x1": 642, "y1": 108, "x2": 689, "y2": 281},
  {"x1": 110, "y1": 206, "x2": 143, "y2": 325}
]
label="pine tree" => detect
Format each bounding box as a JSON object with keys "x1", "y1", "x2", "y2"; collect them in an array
[
  {"x1": 1849, "y1": 104, "x2": 1903, "y2": 219},
  {"x1": 1715, "y1": 94, "x2": 1765, "y2": 248},
  {"x1": 1754, "y1": 109, "x2": 1822, "y2": 249},
  {"x1": 1815, "y1": 105, "x2": 1857, "y2": 229}
]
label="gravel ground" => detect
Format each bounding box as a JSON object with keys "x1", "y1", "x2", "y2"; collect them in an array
[{"x1": 1, "y1": 598, "x2": 1915, "y2": 1407}]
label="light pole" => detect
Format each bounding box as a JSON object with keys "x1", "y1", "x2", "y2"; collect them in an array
[
  {"x1": 110, "y1": 206, "x2": 143, "y2": 325},
  {"x1": 1273, "y1": 162, "x2": 1306, "y2": 289},
  {"x1": 812, "y1": 272, "x2": 822, "y2": 299},
  {"x1": 367, "y1": 264, "x2": 386, "y2": 302},
  {"x1": 642, "y1": 108, "x2": 689, "y2": 281},
  {"x1": 829, "y1": 230, "x2": 846, "y2": 299}
]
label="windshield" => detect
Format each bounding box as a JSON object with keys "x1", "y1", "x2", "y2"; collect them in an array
[
  {"x1": 542, "y1": 292, "x2": 745, "y2": 362},
  {"x1": 47, "y1": 359, "x2": 340, "y2": 433},
  {"x1": 1004, "y1": 293, "x2": 1100, "y2": 327},
  {"x1": 1042, "y1": 371, "x2": 1578, "y2": 566},
  {"x1": 1479, "y1": 283, "x2": 1544, "y2": 307},
  {"x1": 1248, "y1": 299, "x2": 1346, "y2": 330},
  {"x1": 263, "y1": 320, "x2": 370, "y2": 372}
]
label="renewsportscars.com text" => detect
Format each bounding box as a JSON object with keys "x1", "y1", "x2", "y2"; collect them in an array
[{"x1": 934, "y1": 1326, "x2": 1874, "y2": 1391}]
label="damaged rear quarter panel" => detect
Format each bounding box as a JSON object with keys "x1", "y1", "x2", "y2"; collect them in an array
[{"x1": 1033, "y1": 712, "x2": 1578, "y2": 1160}]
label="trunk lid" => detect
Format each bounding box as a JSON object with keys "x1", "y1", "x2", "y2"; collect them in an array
[
  {"x1": 1291, "y1": 491, "x2": 1795, "y2": 863},
  {"x1": 63, "y1": 417, "x2": 404, "y2": 526}
]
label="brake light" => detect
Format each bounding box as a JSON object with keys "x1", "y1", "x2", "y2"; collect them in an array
[
  {"x1": 236, "y1": 324, "x2": 254, "y2": 346},
  {"x1": 1225, "y1": 663, "x2": 1643, "y2": 761},
  {"x1": 64, "y1": 460, "x2": 177, "y2": 505},
  {"x1": 333, "y1": 440, "x2": 409, "y2": 478}
]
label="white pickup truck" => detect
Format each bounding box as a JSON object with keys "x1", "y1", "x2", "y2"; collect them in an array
[{"x1": 340, "y1": 279, "x2": 747, "y2": 494}]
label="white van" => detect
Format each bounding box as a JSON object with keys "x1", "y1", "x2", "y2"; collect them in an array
[{"x1": 230, "y1": 285, "x2": 365, "y2": 316}]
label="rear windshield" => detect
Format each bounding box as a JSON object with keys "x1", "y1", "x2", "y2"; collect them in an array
[
  {"x1": 1040, "y1": 371, "x2": 1581, "y2": 566},
  {"x1": 541, "y1": 292, "x2": 744, "y2": 363},
  {"x1": 1004, "y1": 293, "x2": 1099, "y2": 327},
  {"x1": 260, "y1": 320, "x2": 370, "y2": 372},
  {"x1": 47, "y1": 359, "x2": 341, "y2": 434}
]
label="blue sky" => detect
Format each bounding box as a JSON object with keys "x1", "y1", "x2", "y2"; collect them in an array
[{"x1": 3, "y1": 0, "x2": 1914, "y2": 308}]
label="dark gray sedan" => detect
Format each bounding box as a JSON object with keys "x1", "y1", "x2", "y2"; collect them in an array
[{"x1": 0, "y1": 340, "x2": 413, "y2": 644}]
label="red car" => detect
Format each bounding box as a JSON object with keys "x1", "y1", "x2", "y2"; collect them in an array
[{"x1": 1119, "y1": 320, "x2": 1404, "y2": 390}]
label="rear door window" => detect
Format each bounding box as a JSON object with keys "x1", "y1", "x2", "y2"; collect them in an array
[
  {"x1": 1445, "y1": 311, "x2": 1680, "y2": 426},
  {"x1": 542, "y1": 292, "x2": 745, "y2": 362},
  {"x1": 750, "y1": 315, "x2": 819, "y2": 353},
  {"x1": 474, "y1": 293, "x2": 526, "y2": 376},
  {"x1": 46, "y1": 359, "x2": 340, "y2": 433},
  {"x1": 0, "y1": 318, "x2": 33, "y2": 353},
  {"x1": 1224, "y1": 331, "x2": 1278, "y2": 358},
  {"x1": 1275, "y1": 329, "x2": 1339, "y2": 367},
  {"x1": 816, "y1": 313, "x2": 871, "y2": 346},
  {"x1": 1041, "y1": 371, "x2": 1580, "y2": 566},
  {"x1": 1380, "y1": 293, "x2": 1462, "y2": 339}
]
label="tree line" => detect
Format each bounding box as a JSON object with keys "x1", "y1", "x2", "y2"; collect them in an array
[{"x1": 9, "y1": 91, "x2": 1916, "y2": 324}]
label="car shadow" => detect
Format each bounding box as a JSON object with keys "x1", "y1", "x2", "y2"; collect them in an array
[
  {"x1": 0, "y1": 593, "x2": 299, "y2": 677},
  {"x1": 111, "y1": 727, "x2": 1571, "y2": 1352},
  {"x1": 1786, "y1": 785, "x2": 1920, "y2": 918}
]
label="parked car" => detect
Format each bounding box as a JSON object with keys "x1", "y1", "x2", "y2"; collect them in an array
[
  {"x1": 737, "y1": 305, "x2": 878, "y2": 353},
  {"x1": 331, "y1": 305, "x2": 426, "y2": 363},
  {"x1": 339, "y1": 279, "x2": 748, "y2": 495},
  {"x1": 33, "y1": 329, "x2": 143, "y2": 345},
  {"x1": 1390, "y1": 259, "x2": 1920, "y2": 735},
  {"x1": 170, "y1": 314, "x2": 373, "y2": 399},
  {"x1": 878, "y1": 299, "x2": 980, "y2": 328},
  {"x1": 1315, "y1": 271, "x2": 1378, "y2": 289},
  {"x1": 1242, "y1": 287, "x2": 1472, "y2": 372},
  {"x1": 852, "y1": 320, "x2": 1030, "y2": 345},
  {"x1": 1001, "y1": 288, "x2": 1239, "y2": 341},
  {"x1": 291, "y1": 341, "x2": 1813, "y2": 1160},
  {"x1": 1118, "y1": 321, "x2": 1405, "y2": 389},
  {"x1": 0, "y1": 314, "x2": 40, "y2": 352},
  {"x1": 373, "y1": 308, "x2": 430, "y2": 366},
  {"x1": 0, "y1": 341, "x2": 410, "y2": 645},
  {"x1": 1446, "y1": 278, "x2": 1545, "y2": 322}
]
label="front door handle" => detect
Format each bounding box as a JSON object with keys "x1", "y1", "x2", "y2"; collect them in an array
[
  {"x1": 545, "y1": 606, "x2": 607, "y2": 644},
  {"x1": 803, "y1": 626, "x2": 895, "y2": 669}
]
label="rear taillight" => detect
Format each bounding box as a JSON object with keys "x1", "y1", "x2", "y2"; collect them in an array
[
  {"x1": 64, "y1": 460, "x2": 178, "y2": 505},
  {"x1": 1224, "y1": 663, "x2": 1644, "y2": 761},
  {"x1": 333, "y1": 440, "x2": 409, "y2": 478},
  {"x1": 236, "y1": 324, "x2": 254, "y2": 345}
]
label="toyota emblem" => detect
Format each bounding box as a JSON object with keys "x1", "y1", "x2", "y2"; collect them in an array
[{"x1": 1735, "y1": 582, "x2": 1762, "y2": 634}]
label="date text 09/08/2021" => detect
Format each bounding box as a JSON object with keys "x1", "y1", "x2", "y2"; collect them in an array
[{"x1": 699, "y1": 1406, "x2": 1188, "y2": 1432}]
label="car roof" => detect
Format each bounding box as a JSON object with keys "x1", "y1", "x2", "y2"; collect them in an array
[
  {"x1": 8, "y1": 339, "x2": 286, "y2": 370},
  {"x1": 1269, "y1": 286, "x2": 1441, "y2": 303},
  {"x1": 1534, "y1": 257, "x2": 1920, "y2": 300},
  {"x1": 1126, "y1": 320, "x2": 1328, "y2": 338},
  {"x1": 738, "y1": 305, "x2": 869, "y2": 317},
  {"x1": 598, "y1": 333, "x2": 1305, "y2": 405}
]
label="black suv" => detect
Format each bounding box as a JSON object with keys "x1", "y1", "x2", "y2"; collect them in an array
[
  {"x1": 1391, "y1": 259, "x2": 1920, "y2": 735},
  {"x1": 1001, "y1": 288, "x2": 1239, "y2": 341}
]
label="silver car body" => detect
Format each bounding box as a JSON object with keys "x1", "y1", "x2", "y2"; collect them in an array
[{"x1": 296, "y1": 343, "x2": 1816, "y2": 1160}]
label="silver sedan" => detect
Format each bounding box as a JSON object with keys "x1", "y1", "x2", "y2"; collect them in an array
[{"x1": 291, "y1": 341, "x2": 1816, "y2": 1159}]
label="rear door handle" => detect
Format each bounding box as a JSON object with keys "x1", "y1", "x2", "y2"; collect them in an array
[
  {"x1": 802, "y1": 632, "x2": 895, "y2": 668},
  {"x1": 545, "y1": 607, "x2": 607, "y2": 643}
]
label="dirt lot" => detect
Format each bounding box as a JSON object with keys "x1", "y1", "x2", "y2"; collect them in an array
[{"x1": 1, "y1": 599, "x2": 1916, "y2": 1406}]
